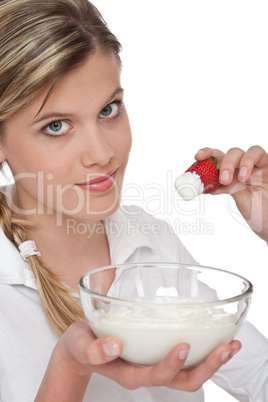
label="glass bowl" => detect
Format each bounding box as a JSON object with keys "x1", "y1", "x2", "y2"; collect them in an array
[{"x1": 79, "y1": 263, "x2": 252, "y2": 367}]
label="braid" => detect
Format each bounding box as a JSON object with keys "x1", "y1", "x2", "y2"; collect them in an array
[
  {"x1": 0, "y1": 191, "x2": 85, "y2": 335},
  {"x1": 0, "y1": 0, "x2": 122, "y2": 335}
]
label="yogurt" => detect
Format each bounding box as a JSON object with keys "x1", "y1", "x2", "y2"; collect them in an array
[
  {"x1": 91, "y1": 298, "x2": 239, "y2": 367},
  {"x1": 174, "y1": 171, "x2": 204, "y2": 200}
]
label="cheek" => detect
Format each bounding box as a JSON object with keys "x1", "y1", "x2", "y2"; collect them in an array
[
  {"x1": 120, "y1": 136, "x2": 132, "y2": 161},
  {"x1": 3, "y1": 136, "x2": 45, "y2": 174},
  {"x1": 115, "y1": 124, "x2": 132, "y2": 161}
]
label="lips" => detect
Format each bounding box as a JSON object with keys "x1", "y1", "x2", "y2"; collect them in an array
[{"x1": 76, "y1": 169, "x2": 118, "y2": 192}]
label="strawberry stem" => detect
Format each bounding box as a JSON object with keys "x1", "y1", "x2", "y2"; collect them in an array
[{"x1": 210, "y1": 156, "x2": 220, "y2": 170}]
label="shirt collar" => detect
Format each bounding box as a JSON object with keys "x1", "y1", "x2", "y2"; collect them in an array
[{"x1": 104, "y1": 206, "x2": 157, "y2": 264}]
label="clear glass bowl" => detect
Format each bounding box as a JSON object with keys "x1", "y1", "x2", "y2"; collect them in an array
[{"x1": 79, "y1": 263, "x2": 252, "y2": 367}]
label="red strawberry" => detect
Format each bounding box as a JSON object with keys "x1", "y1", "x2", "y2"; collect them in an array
[
  {"x1": 186, "y1": 156, "x2": 220, "y2": 194},
  {"x1": 175, "y1": 156, "x2": 220, "y2": 200}
]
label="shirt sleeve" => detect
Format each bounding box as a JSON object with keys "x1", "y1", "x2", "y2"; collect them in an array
[
  {"x1": 211, "y1": 321, "x2": 268, "y2": 402},
  {"x1": 155, "y1": 217, "x2": 268, "y2": 401}
]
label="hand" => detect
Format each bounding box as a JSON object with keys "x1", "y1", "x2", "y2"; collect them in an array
[
  {"x1": 195, "y1": 146, "x2": 268, "y2": 242},
  {"x1": 35, "y1": 321, "x2": 124, "y2": 401},
  {"x1": 94, "y1": 338, "x2": 240, "y2": 392},
  {"x1": 43, "y1": 321, "x2": 241, "y2": 395}
]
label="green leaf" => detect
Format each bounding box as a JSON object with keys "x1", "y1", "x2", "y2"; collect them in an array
[{"x1": 210, "y1": 156, "x2": 219, "y2": 170}]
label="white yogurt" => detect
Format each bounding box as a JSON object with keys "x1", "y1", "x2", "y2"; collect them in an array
[
  {"x1": 91, "y1": 299, "x2": 239, "y2": 367},
  {"x1": 174, "y1": 171, "x2": 204, "y2": 201}
]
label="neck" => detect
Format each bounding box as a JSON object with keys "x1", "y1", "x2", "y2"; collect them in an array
[{"x1": 26, "y1": 213, "x2": 111, "y2": 290}]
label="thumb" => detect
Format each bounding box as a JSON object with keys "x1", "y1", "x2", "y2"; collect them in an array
[{"x1": 64, "y1": 321, "x2": 123, "y2": 366}]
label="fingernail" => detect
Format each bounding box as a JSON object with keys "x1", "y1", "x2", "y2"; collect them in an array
[
  {"x1": 220, "y1": 350, "x2": 231, "y2": 362},
  {"x1": 103, "y1": 341, "x2": 120, "y2": 357},
  {"x1": 220, "y1": 170, "x2": 230, "y2": 183},
  {"x1": 178, "y1": 349, "x2": 189, "y2": 360},
  {"x1": 231, "y1": 349, "x2": 239, "y2": 357},
  {"x1": 239, "y1": 166, "x2": 248, "y2": 181}
]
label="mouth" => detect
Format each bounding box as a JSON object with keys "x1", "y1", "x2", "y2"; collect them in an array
[{"x1": 76, "y1": 169, "x2": 118, "y2": 193}]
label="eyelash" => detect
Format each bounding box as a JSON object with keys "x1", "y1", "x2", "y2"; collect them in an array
[
  {"x1": 41, "y1": 99, "x2": 124, "y2": 139},
  {"x1": 99, "y1": 99, "x2": 124, "y2": 120},
  {"x1": 42, "y1": 120, "x2": 72, "y2": 139}
]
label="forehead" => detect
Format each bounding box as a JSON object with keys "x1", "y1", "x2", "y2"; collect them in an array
[
  {"x1": 5, "y1": 51, "x2": 122, "y2": 129},
  {"x1": 35, "y1": 52, "x2": 122, "y2": 115}
]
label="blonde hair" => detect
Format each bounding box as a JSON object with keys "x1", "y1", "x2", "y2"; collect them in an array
[{"x1": 0, "y1": 0, "x2": 121, "y2": 335}]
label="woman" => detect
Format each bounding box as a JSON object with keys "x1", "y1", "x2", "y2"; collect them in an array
[{"x1": 0, "y1": 1, "x2": 267, "y2": 401}]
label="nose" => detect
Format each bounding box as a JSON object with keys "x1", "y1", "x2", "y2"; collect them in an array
[{"x1": 81, "y1": 125, "x2": 114, "y2": 167}]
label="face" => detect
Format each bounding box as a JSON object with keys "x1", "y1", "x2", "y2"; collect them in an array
[{"x1": 0, "y1": 52, "x2": 132, "y2": 225}]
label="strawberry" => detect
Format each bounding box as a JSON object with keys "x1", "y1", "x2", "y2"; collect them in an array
[
  {"x1": 174, "y1": 156, "x2": 220, "y2": 200},
  {"x1": 186, "y1": 156, "x2": 220, "y2": 194}
]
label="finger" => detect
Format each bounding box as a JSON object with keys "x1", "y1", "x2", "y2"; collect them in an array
[
  {"x1": 145, "y1": 343, "x2": 191, "y2": 387},
  {"x1": 229, "y1": 340, "x2": 242, "y2": 359},
  {"x1": 172, "y1": 341, "x2": 241, "y2": 392},
  {"x1": 90, "y1": 337, "x2": 123, "y2": 364},
  {"x1": 64, "y1": 321, "x2": 123, "y2": 366},
  {"x1": 218, "y1": 147, "x2": 245, "y2": 185},
  {"x1": 237, "y1": 145, "x2": 268, "y2": 182},
  {"x1": 117, "y1": 343, "x2": 191, "y2": 390},
  {"x1": 195, "y1": 147, "x2": 225, "y2": 162}
]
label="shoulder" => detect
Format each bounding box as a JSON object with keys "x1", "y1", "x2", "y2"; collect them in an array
[{"x1": 0, "y1": 225, "x2": 26, "y2": 285}]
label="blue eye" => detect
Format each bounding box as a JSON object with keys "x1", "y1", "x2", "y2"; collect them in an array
[
  {"x1": 44, "y1": 120, "x2": 71, "y2": 136},
  {"x1": 99, "y1": 102, "x2": 121, "y2": 119}
]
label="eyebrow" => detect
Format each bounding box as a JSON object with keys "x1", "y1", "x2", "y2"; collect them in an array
[
  {"x1": 105, "y1": 87, "x2": 124, "y2": 104},
  {"x1": 32, "y1": 87, "x2": 124, "y2": 125}
]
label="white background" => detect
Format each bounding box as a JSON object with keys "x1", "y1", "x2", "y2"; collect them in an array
[
  {"x1": 92, "y1": 1, "x2": 267, "y2": 401},
  {"x1": 1, "y1": 1, "x2": 267, "y2": 401}
]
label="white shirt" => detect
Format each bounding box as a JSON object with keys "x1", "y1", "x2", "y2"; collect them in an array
[{"x1": 0, "y1": 205, "x2": 267, "y2": 402}]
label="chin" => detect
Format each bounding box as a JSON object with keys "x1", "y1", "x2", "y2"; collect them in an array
[{"x1": 90, "y1": 198, "x2": 121, "y2": 220}]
